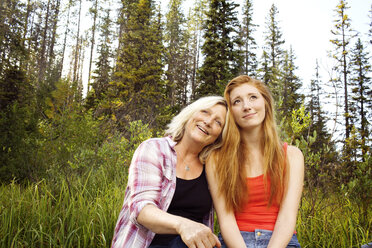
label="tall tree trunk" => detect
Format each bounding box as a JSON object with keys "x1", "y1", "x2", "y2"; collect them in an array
[
  {"x1": 60, "y1": 0, "x2": 72, "y2": 78},
  {"x1": 48, "y1": 0, "x2": 61, "y2": 76},
  {"x1": 87, "y1": 0, "x2": 98, "y2": 94},
  {"x1": 73, "y1": 0, "x2": 82, "y2": 83},
  {"x1": 38, "y1": 0, "x2": 51, "y2": 83}
]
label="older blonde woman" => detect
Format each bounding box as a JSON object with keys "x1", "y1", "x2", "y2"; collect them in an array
[{"x1": 112, "y1": 96, "x2": 227, "y2": 248}]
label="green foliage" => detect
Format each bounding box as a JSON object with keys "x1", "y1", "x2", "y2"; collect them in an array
[
  {"x1": 196, "y1": 0, "x2": 243, "y2": 97},
  {"x1": 260, "y1": 4, "x2": 285, "y2": 98},
  {"x1": 0, "y1": 103, "x2": 40, "y2": 182},
  {"x1": 297, "y1": 194, "x2": 371, "y2": 247},
  {"x1": 111, "y1": 0, "x2": 166, "y2": 130},
  {"x1": 0, "y1": 179, "x2": 121, "y2": 247},
  {"x1": 0, "y1": 117, "x2": 155, "y2": 247},
  {"x1": 239, "y1": 0, "x2": 258, "y2": 77},
  {"x1": 86, "y1": 7, "x2": 113, "y2": 110}
]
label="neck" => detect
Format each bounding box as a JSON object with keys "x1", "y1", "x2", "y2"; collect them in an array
[
  {"x1": 174, "y1": 137, "x2": 202, "y2": 161},
  {"x1": 240, "y1": 126, "x2": 263, "y2": 147}
]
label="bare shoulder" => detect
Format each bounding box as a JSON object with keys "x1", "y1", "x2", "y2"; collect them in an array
[
  {"x1": 287, "y1": 145, "x2": 303, "y2": 158},
  {"x1": 205, "y1": 156, "x2": 217, "y2": 172},
  {"x1": 286, "y1": 145, "x2": 304, "y2": 170}
]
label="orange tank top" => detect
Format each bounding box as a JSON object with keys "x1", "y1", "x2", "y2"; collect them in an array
[
  {"x1": 235, "y1": 174, "x2": 279, "y2": 231},
  {"x1": 235, "y1": 143, "x2": 287, "y2": 232}
]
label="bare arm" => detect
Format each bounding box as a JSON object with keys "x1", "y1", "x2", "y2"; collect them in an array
[
  {"x1": 127, "y1": 140, "x2": 220, "y2": 248},
  {"x1": 267, "y1": 145, "x2": 304, "y2": 248},
  {"x1": 138, "y1": 205, "x2": 221, "y2": 248},
  {"x1": 206, "y1": 161, "x2": 246, "y2": 248}
]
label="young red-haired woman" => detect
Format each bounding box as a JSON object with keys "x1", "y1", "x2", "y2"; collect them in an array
[{"x1": 206, "y1": 75, "x2": 304, "y2": 247}]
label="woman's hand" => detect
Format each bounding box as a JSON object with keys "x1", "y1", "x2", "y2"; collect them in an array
[
  {"x1": 176, "y1": 218, "x2": 221, "y2": 248},
  {"x1": 138, "y1": 204, "x2": 221, "y2": 248}
]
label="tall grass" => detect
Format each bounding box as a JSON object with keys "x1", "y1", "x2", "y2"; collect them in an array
[
  {"x1": 2, "y1": 178, "x2": 370, "y2": 247},
  {"x1": 297, "y1": 193, "x2": 371, "y2": 247},
  {"x1": 0, "y1": 175, "x2": 124, "y2": 248}
]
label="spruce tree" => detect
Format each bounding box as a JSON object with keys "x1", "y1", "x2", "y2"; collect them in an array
[
  {"x1": 165, "y1": 0, "x2": 189, "y2": 110},
  {"x1": 306, "y1": 60, "x2": 334, "y2": 151},
  {"x1": 239, "y1": 0, "x2": 258, "y2": 77},
  {"x1": 197, "y1": 0, "x2": 243, "y2": 97},
  {"x1": 86, "y1": 7, "x2": 113, "y2": 109},
  {"x1": 281, "y1": 47, "x2": 303, "y2": 116},
  {"x1": 112, "y1": 0, "x2": 165, "y2": 129},
  {"x1": 186, "y1": 0, "x2": 208, "y2": 98},
  {"x1": 349, "y1": 38, "x2": 371, "y2": 159},
  {"x1": 262, "y1": 4, "x2": 285, "y2": 101},
  {"x1": 330, "y1": 0, "x2": 355, "y2": 139}
]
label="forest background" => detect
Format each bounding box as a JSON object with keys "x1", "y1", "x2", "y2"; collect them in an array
[{"x1": 0, "y1": 0, "x2": 371, "y2": 247}]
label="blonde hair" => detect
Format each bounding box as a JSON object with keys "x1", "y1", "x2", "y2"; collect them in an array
[
  {"x1": 209, "y1": 75, "x2": 287, "y2": 212},
  {"x1": 165, "y1": 96, "x2": 227, "y2": 163}
]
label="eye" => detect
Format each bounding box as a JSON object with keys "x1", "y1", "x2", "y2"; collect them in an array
[
  {"x1": 201, "y1": 109, "x2": 208, "y2": 114},
  {"x1": 215, "y1": 120, "x2": 222, "y2": 126},
  {"x1": 232, "y1": 99, "x2": 241, "y2": 105},
  {"x1": 249, "y1": 95, "x2": 258, "y2": 101}
]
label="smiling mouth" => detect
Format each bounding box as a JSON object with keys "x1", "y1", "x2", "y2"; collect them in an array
[
  {"x1": 197, "y1": 125, "x2": 209, "y2": 135},
  {"x1": 243, "y1": 113, "x2": 256, "y2": 118}
]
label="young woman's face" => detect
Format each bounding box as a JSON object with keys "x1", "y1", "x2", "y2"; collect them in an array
[
  {"x1": 229, "y1": 84, "x2": 266, "y2": 130},
  {"x1": 184, "y1": 104, "x2": 226, "y2": 147}
]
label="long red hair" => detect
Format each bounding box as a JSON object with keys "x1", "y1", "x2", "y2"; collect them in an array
[{"x1": 209, "y1": 75, "x2": 288, "y2": 212}]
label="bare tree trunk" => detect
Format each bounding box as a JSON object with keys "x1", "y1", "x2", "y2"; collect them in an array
[
  {"x1": 48, "y1": 0, "x2": 61, "y2": 76},
  {"x1": 60, "y1": 0, "x2": 72, "y2": 78},
  {"x1": 73, "y1": 0, "x2": 82, "y2": 83},
  {"x1": 87, "y1": 0, "x2": 98, "y2": 94},
  {"x1": 38, "y1": 0, "x2": 51, "y2": 83}
]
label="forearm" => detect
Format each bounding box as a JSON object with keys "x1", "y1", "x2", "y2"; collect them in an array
[
  {"x1": 268, "y1": 145, "x2": 304, "y2": 248},
  {"x1": 267, "y1": 214, "x2": 297, "y2": 248},
  {"x1": 219, "y1": 217, "x2": 246, "y2": 248},
  {"x1": 137, "y1": 204, "x2": 184, "y2": 234}
]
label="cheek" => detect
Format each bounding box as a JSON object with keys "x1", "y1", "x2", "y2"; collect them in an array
[{"x1": 231, "y1": 107, "x2": 240, "y2": 118}]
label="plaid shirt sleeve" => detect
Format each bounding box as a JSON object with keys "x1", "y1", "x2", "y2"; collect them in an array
[
  {"x1": 127, "y1": 139, "x2": 167, "y2": 227},
  {"x1": 112, "y1": 138, "x2": 176, "y2": 248}
]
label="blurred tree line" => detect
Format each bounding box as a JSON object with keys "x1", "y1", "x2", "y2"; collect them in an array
[{"x1": 0, "y1": 0, "x2": 371, "y2": 222}]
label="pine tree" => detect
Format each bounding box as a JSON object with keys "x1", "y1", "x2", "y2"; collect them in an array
[
  {"x1": 349, "y1": 38, "x2": 371, "y2": 159},
  {"x1": 197, "y1": 0, "x2": 243, "y2": 97},
  {"x1": 112, "y1": 0, "x2": 165, "y2": 129},
  {"x1": 330, "y1": 0, "x2": 355, "y2": 139},
  {"x1": 87, "y1": 7, "x2": 113, "y2": 107},
  {"x1": 281, "y1": 47, "x2": 303, "y2": 116},
  {"x1": 262, "y1": 4, "x2": 285, "y2": 101},
  {"x1": 239, "y1": 0, "x2": 258, "y2": 76},
  {"x1": 0, "y1": 0, "x2": 28, "y2": 78},
  {"x1": 186, "y1": 0, "x2": 208, "y2": 98},
  {"x1": 306, "y1": 60, "x2": 334, "y2": 150},
  {"x1": 164, "y1": 0, "x2": 189, "y2": 110}
]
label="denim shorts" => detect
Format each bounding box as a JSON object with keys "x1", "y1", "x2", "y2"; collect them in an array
[{"x1": 218, "y1": 229, "x2": 301, "y2": 248}]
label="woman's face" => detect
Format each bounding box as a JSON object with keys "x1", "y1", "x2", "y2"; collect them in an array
[
  {"x1": 229, "y1": 83, "x2": 266, "y2": 130},
  {"x1": 184, "y1": 104, "x2": 227, "y2": 147}
]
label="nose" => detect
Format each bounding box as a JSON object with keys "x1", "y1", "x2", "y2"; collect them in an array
[
  {"x1": 243, "y1": 100, "x2": 252, "y2": 110},
  {"x1": 204, "y1": 117, "x2": 212, "y2": 127}
]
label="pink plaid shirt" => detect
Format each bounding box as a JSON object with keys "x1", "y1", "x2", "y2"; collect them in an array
[{"x1": 111, "y1": 137, "x2": 214, "y2": 248}]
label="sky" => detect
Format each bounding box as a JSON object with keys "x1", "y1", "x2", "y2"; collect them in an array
[
  {"x1": 77, "y1": 0, "x2": 371, "y2": 100},
  {"x1": 171, "y1": 0, "x2": 371, "y2": 90},
  {"x1": 159, "y1": 0, "x2": 371, "y2": 141}
]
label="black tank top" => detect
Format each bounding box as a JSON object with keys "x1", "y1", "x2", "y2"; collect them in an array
[{"x1": 150, "y1": 167, "x2": 212, "y2": 245}]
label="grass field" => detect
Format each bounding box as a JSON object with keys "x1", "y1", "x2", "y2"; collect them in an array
[{"x1": 1, "y1": 179, "x2": 370, "y2": 247}]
